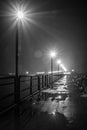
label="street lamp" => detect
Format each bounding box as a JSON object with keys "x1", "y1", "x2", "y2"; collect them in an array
[
  {"x1": 6, "y1": 2, "x2": 30, "y2": 76},
  {"x1": 60, "y1": 63, "x2": 67, "y2": 72},
  {"x1": 49, "y1": 51, "x2": 56, "y2": 88},
  {"x1": 5, "y1": 1, "x2": 36, "y2": 103},
  {"x1": 15, "y1": 8, "x2": 25, "y2": 77},
  {"x1": 57, "y1": 59, "x2": 61, "y2": 74},
  {"x1": 26, "y1": 71, "x2": 29, "y2": 75},
  {"x1": 50, "y1": 51, "x2": 56, "y2": 74},
  {"x1": 15, "y1": 6, "x2": 26, "y2": 104}
]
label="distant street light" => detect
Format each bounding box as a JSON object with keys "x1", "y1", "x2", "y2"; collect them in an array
[
  {"x1": 26, "y1": 71, "x2": 29, "y2": 75},
  {"x1": 60, "y1": 63, "x2": 67, "y2": 72},
  {"x1": 72, "y1": 69, "x2": 75, "y2": 72},
  {"x1": 15, "y1": 9, "x2": 25, "y2": 77},
  {"x1": 57, "y1": 59, "x2": 61, "y2": 73},
  {"x1": 49, "y1": 51, "x2": 56, "y2": 88},
  {"x1": 49, "y1": 51, "x2": 56, "y2": 74}
]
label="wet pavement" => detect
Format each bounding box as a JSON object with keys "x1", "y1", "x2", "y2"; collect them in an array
[{"x1": 0, "y1": 75, "x2": 87, "y2": 130}]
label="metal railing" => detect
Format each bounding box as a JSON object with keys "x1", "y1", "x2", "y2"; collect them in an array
[{"x1": 0, "y1": 73, "x2": 63, "y2": 114}]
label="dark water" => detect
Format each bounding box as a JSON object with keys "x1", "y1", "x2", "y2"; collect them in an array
[{"x1": 0, "y1": 75, "x2": 87, "y2": 130}]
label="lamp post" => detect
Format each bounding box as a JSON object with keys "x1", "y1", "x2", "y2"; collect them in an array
[
  {"x1": 60, "y1": 63, "x2": 67, "y2": 72},
  {"x1": 15, "y1": 9, "x2": 25, "y2": 104},
  {"x1": 50, "y1": 51, "x2": 56, "y2": 74},
  {"x1": 5, "y1": 1, "x2": 32, "y2": 103},
  {"x1": 57, "y1": 59, "x2": 61, "y2": 74},
  {"x1": 49, "y1": 51, "x2": 56, "y2": 88},
  {"x1": 15, "y1": 10, "x2": 25, "y2": 77},
  {"x1": 16, "y1": 24, "x2": 19, "y2": 77}
]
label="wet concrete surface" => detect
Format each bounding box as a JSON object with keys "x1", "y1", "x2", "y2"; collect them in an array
[{"x1": 0, "y1": 75, "x2": 87, "y2": 130}]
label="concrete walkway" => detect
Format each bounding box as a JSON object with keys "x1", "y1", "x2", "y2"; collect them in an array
[{"x1": 0, "y1": 75, "x2": 87, "y2": 130}]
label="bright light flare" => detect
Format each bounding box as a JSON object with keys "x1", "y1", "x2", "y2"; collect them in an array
[
  {"x1": 26, "y1": 71, "x2": 29, "y2": 75},
  {"x1": 60, "y1": 64, "x2": 67, "y2": 72},
  {"x1": 57, "y1": 59, "x2": 61, "y2": 64},
  {"x1": 12, "y1": 3, "x2": 31, "y2": 26},
  {"x1": 72, "y1": 69, "x2": 75, "y2": 72},
  {"x1": 16, "y1": 10, "x2": 24, "y2": 20},
  {"x1": 4, "y1": 1, "x2": 34, "y2": 29},
  {"x1": 50, "y1": 51, "x2": 56, "y2": 58}
]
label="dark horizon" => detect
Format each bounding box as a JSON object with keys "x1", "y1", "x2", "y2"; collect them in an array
[{"x1": 0, "y1": 0, "x2": 86, "y2": 74}]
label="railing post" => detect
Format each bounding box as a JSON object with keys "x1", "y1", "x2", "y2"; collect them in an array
[
  {"x1": 30, "y1": 76, "x2": 32, "y2": 95},
  {"x1": 42, "y1": 75, "x2": 44, "y2": 88},
  {"x1": 48, "y1": 75, "x2": 49, "y2": 85},
  {"x1": 14, "y1": 76, "x2": 20, "y2": 104},
  {"x1": 46, "y1": 75, "x2": 48, "y2": 87},
  {"x1": 45, "y1": 75, "x2": 47, "y2": 87},
  {"x1": 38, "y1": 76, "x2": 40, "y2": 91}
]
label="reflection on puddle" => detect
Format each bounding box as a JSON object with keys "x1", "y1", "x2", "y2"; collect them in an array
[
  {"x1": 32, "y1": 76, "x2": 75, "y2": 122},
  {"x1": 32, "y1": 75, "x2": 76, "y2": 124},
  {"x1": 35, "y1": 94, "x2": 76, "y2": 124}
]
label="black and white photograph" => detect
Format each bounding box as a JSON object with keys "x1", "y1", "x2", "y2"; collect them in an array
[{"x1": 0, "y1": 0, "x2": 87, "y2": 130}]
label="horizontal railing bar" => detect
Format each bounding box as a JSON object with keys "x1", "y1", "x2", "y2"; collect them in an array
[
  {"x1": 21, "y1": 87, "x2": 30, "y2": 92},
  {"x1": 0, "y1": 76, "x2": 15, "y2": 79},
  {"x1": 0, "y1": 93, "x2": 14, "y2": 102},
  {"x1": 0, "y1": 82, "x2": 15, "y2": 86},
  {"x1": 0, "y1": 104, "x2": 16, "y2": 115}
]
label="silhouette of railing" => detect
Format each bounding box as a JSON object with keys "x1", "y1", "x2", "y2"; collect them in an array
[{"x1": 0, "y1": 73, "x2": 63, "y2": 114}]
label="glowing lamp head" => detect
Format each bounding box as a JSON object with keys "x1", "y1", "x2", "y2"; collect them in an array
[
  {"x1": 26, "y1": 71, "x2": 29, "y2": 75},
  {"x1": 57, "y1": 60, "x2": 61, "y2": 64},
  {"x1": 72, "y1": 69, "x2": 74, "y2": 72},
  {"x1": 60, "y1": 64, "x2": 67, "y2": 72},
  {"x1": 50, "y1": 51, "x2": 56, "y2": 58},
  {"x1": 16, "y1": 10, "x2": 24, "y2": 20}
]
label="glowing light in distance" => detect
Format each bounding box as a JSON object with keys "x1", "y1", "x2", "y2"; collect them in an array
[
  {"x1": 49, "y1": 51, "x2": 56, "y2": 58},
  {"x1": 60, "y1": 64, "x2": 67, "y2": 72},
  {"x1": 48, "y1": 71, "x2": 58, "y2": 74},
  {"x1": 36, "y1": 72, "x2": 45, "y2": 74},
  {"x1": 72, "y1": 69, "x2": 75, "y2": 72},
  {"x1": 57, "y1": 59, "x2": 61, "y2": 64},
  {"x1": 26, "y1": 71, "x2": 29, "y2": 75}
]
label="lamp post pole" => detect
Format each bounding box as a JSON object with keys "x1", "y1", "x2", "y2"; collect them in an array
[
  {"x1": 49, "y1": 51, "x2": 56, "y2": 88},
  {"x1": 15, "y1": 23, "x2": 20, "y2": 104},
  {"x1": 16, "y1": 23, "x2": 19, "y2": 77},
  {"x1": 58, "y1": 63, "x2": 59, "y2": 74},
  {"x1": 51, "y1": 57, "x2": 53, "y2": 74},
  {"x1": 51, "y1": 57, "x2": 53, "y2": 88},
  {"x1": 57, "y1": 60, "x2": 61, "y2": 75}
]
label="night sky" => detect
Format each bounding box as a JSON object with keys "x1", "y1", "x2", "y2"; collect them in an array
[{"x1": 0, "y1": 0, "x2": 86, "y2": 75}]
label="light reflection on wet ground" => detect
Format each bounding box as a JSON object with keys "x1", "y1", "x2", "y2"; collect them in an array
[
  {"x1": 32, "y1": 75, "x2": 75, "y2": 122},
  {"x1": 1, "y1": 75, "x2": 87, "y2": 130}
]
